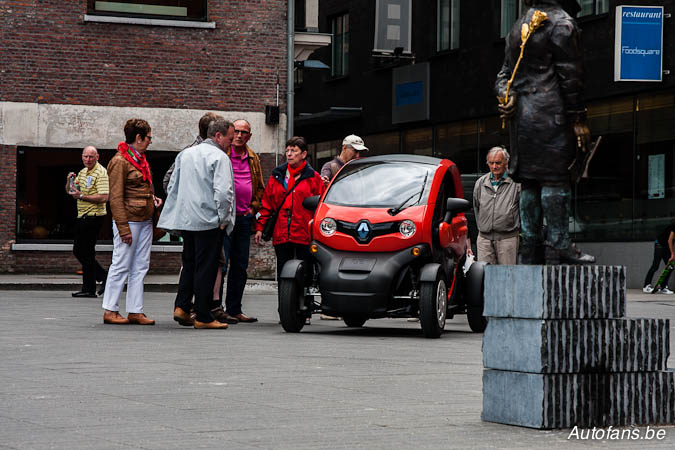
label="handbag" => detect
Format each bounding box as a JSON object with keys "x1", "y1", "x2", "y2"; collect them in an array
[{"x1": 261, "y1": 184, "x2": 298, "y2": 241}]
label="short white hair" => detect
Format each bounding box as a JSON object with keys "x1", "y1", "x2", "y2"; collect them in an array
[{"x1": 486, "y1": 146, "x2": 510, "y2": 164}]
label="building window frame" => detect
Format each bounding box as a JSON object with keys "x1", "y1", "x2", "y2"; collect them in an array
[
  {"x1": 331, "y1": 12, "x2": 349, "y2": 77},
  {"x1": 578, "y1": 0, "x2": 609, "y2": 17},
  {"x1": 437, "y1": 0, "x2": 460, "y2": 51},
  {"x1": 86, "y1": 0, "x2": 208, "y2": 22},
  {"x1": 500, "y1": 0, "x2": 524, "y2": 38}
]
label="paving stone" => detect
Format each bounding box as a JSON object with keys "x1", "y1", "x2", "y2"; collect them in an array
[
  {"x1": 484, "y1": 265, "x2": 626, "y2": 319},
  {"x1": 482, "y1": 369, "x2": 675, "y2": 429},
  {"x1": 483, "y1": 318, "x2": 670, "y2": 373}
]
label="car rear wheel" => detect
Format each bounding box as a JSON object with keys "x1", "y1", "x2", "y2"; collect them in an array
[
  {"x1": 343, "y1": 315, "x2": 367, "y2": 328},
  {"x1": 419, "y1": 274, "x2": 447, "y2": 338},
  {"x1": 279, "y1": 278, "x2": 306, "y2": 333}
]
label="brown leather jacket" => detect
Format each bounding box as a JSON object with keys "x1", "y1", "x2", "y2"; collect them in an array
[
  {"x1": 226, "y1": 144, "x2": 265, "y2": 213},
  {"x1": 107, "y1": 152, "x2": 155, "y2": 236}
]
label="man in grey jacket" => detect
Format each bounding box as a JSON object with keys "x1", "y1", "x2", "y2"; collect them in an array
[
  {"x1": 158, "y1": 119, "x2": 236, "y2": 329},
  {"x1": 473, "y1": 146, "x2": 521, "y2": 265}
]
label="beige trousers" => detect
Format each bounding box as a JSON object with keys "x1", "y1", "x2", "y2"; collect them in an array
[{"x1": 477, "y1": 234, "x2": 519, "y2": 265}]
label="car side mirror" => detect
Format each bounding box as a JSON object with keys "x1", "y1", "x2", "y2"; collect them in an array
[
  {"x1": 443, "y1": 198, "x2": 470, "y2": 223},
  {"x1": 302, "y1": 195, "x2": 320, "y2": 212}
]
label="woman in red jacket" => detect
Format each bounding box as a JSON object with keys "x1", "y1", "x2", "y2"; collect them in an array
[{"x1": 255, "y1": 136, "x2": 324, "y2": 287}]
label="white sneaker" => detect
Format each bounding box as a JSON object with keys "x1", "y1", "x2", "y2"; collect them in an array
[
  {"x1": 657, "y1": 287, "x2": 674, "y2": 294},
  {"x1": 643, "y1": 284, "x2": 654, "y2": 293}
]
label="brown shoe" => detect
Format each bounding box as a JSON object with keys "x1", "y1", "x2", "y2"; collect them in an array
[
  {"x1": 234, "y1": 313, "x2": 258, "y2": 323},
  {"x1": 103, "y1": 310, "x2": 129, "y2": 325},
  {"x1": 173, "y1": 307, "x2": 194, "y2": 326},
  {"x1": 211, "y1": 306, "x2": 239, "y2": 324},
  {"x1": 194, "y1": 319, "x2": 228, "y2": 329},
  {"x1": 127, "y1": 313, "x2": 155, "y2": 325}
]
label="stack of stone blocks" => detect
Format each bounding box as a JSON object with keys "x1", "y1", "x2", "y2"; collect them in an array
[{"x1": 481, "y1": 265, "x2": 674, "y2": 429}]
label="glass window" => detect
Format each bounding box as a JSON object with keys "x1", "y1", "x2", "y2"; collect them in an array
[
  {"x1": 403, "y1": 128, "x2": 433, "y2": 156},
  {"x1": 437, "y1": 0, "x2": 460, "y2": 51},
  {"x1": 500, "y1": 0, "x2": 523, "y2": 38},
  {"x1": 435, "y1": 120, "x2": 481, "y2": 174},
  {"x1": 579, "y1": 0, "x2": 609, "y2": 17},
  {"x1": 17, "y1": 147, "x2": 177, "y2": 242},
  {"x1": 87, "y1": 1, "x2": 207, "y2": 20},
  {"x1": 324, "y1": 161, "x2": 435, "y2": 208},
  {"x1": 362, "y1": 132, "x2": 401, "y2": 157},
  {"x1": 331, "y1": 13, "x2": 349, "y2": 77}
]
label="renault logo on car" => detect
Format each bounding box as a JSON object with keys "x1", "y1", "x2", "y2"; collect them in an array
[{"x1": 357, "y1": 221, "x2": 370, "y2": 240}]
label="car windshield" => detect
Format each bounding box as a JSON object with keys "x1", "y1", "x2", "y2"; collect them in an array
[{"x1": 323, "y1": 161, "x2": 434, "y2": 208}]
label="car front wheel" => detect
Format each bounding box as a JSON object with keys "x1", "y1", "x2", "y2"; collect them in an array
[
  {"x1": 279, "y1": 278, "x2": 307, "y2": 333},
  {"x1": 419, "y1": 274, "x2": 447, "y2": 338}
]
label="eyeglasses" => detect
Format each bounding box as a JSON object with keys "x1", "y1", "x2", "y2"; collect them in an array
[
  {"x1": 234, "y1": 129, "x2": 250, "y2": 136},
  {"x1": 145, "y1": 135, "x2": 153, "y2": 142}
]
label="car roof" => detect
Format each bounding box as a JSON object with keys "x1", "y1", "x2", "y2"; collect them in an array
[{"x1": 350, "y1": 154, "x2": 442, "y2": 166}]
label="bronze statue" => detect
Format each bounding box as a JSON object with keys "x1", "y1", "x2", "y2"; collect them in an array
[{"x1": 495, "y1": 0, "x2": 594, "y2": 264}]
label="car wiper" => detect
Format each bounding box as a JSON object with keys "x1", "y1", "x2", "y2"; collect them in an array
[{"x1": 387, "y1": 171, "x2": 429, "y2": 216}]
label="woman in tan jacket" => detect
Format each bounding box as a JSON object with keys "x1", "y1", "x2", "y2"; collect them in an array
[{"x1": 101, "y1": 119, "x2": 162, "y2": 325}]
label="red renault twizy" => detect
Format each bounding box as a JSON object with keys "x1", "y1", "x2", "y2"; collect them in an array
[{"x1": 278, "y1": 154, "x2": 486, "y2": 338}]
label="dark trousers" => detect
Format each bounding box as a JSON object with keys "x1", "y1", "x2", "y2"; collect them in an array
[
  {"x1": 644, "y1": 242, "x2": 673, "y2": 288},
  {"x1": 176, "y1": 228, "x2": 223, "y2": 323},
  {"x1": 73, "y1": 215, "x2": 107, "y2": 293},
  {"x1": 274, "y1": 242, "x2": 313, "y2": 283},
  {"x1": 220, "y1": 214, "x2": 253, "y2": 316}
]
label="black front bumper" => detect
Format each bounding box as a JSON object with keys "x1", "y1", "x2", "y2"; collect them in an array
[{"x1": 311, "y1": 241, "x2": 428, "y2": 317}]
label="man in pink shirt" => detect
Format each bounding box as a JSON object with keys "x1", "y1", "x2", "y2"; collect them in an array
[{"x1": 211, "y1": 119, "x2": 265, "y2": 323}]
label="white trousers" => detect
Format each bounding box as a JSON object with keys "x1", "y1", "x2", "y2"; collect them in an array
[
  {"x1": 102, "y1": 220, "x2": 153, "y2": 314},
  {"x1": 477, "y1": 234, "x2": 519, "y2": 265}
]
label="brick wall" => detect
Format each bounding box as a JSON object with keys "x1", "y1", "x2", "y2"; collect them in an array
[
  {"x1": 0, "y1": 145, "x2": 17, "y2": 272},
  {"x1": 0, "y1": 1, "x2": 288, "y2": 112}
]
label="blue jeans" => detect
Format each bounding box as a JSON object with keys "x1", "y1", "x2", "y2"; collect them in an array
[{"x1": 221, "y1": 214, "x2": 253, "y2": 316}]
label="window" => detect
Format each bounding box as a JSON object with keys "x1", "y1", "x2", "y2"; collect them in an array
[
  {"x1": 579, "y1": 0, "x2": 609, "y2": 17},
  {"x1": 437, "y1": 0, "x2": 460, "y2": 51},
  {"x1": 500, "y1": 0, "x2": 523, "y2": 38},
  {"x1": 87, "y1": 1, "x2": 207, "y2": 21},
  {"x1": 331, "y1": 13, "x2": 349, "y2": 77}
]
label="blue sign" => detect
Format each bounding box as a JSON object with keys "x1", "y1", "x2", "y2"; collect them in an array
[
  {"x1": 615, "y1": 6, "x2": 664, "y2": 82},
  {"x1": 395, "y1": 81, "x2": 424, "y2": 107}
]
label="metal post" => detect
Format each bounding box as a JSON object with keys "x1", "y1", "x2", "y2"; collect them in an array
[{"x1": 287, "y1": 0, "x2": 295, "y2": 140}]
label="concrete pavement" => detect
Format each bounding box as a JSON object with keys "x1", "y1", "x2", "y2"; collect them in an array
[{"x1": 1, "y1": 276, "x2": 674, "y2": 449}]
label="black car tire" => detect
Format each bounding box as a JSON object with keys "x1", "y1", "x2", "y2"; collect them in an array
[
  {"x1": 419, "y1": 273, "x2": 447, "y2": 339},
  {"x1": 343, "y1": 315, "x2": 367, "y2": 328},
  {"x1": 279, "y1": 278, "x2": 306, "y2": 333},
  {"x1": 467, "y1": 306, "x2": 487, "y2": 333}
]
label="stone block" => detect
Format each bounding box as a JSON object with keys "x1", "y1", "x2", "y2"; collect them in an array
[
  {"x1": 484, "y1": 265, "x2": 625, "y2": 319},
  {"x1": 483, "y1": 318, "x2": 670, "y2": 373},
  {"x1": 482, "y1": 369, "x2": 675, "y2": 429}
]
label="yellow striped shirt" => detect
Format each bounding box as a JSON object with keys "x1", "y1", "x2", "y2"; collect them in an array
[{"x1": 76, "y1": 163, "x2": 109, "y2": 218}]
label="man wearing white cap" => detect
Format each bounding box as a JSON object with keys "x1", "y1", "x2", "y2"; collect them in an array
[{"x1": 320, "y1": 134, "x2": 369, "y2": 186}]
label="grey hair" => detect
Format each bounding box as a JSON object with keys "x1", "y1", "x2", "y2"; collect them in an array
[
  {"x1": 486, "y1": 146, "x2": 510, "y2": 164},
  {"x1": 207, "y1": 119, "x2": 234, "y2": 138}
]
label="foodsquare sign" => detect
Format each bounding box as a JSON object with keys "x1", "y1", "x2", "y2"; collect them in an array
[{"x1": 614, "y1": 5, "x2": 664, "y2": 82}]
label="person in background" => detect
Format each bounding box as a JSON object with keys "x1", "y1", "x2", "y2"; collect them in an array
[
  {"x1": 642, "y1": 222, "x2": 675, "y2": 294},
  {"x1": 159, "y1": 119, "x2": 237, "y2": 329},
  {"x1": 472, "y1": 146, "x2": 520, "y2": 265},
  {"x1": 320, "y1": 134, "x2": 368, "y2": 186},
  {"x1": 102, "y1": 119, "x2": 162, "y2": 325},
  {"x1": 66, "y1": 146, "x2": 109, "y2": 298},
  {"x1": 211, "y1": 119, "x2": 265, "y2": 324},
  {"x1": 255, "y1": 136, "x2": 324, "y2": 324}
]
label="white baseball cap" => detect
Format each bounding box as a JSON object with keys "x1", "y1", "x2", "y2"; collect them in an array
[{"x1": 342, "y1": 134, "x2": 369, "y2": 152}]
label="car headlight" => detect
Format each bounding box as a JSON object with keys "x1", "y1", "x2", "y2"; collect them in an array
[
  {"x1": 399, "y1": 220, "x2": 416, "y2": 238},
  {"x1": 320, "y1": 218, "x2": 337, "y2": 236}
]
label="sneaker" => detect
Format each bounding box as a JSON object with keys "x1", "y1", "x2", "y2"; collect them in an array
[
  {"x1": 643, "y1": 284, "x2": 654, "y2": 293},
  {"x1": 657, "y1": 286, "x2": 674, "y2": 295}
]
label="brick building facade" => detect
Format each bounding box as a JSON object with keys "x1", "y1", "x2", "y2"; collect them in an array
[{"x1": 0, "y1": 1, "x2": 288, "y2": 277}]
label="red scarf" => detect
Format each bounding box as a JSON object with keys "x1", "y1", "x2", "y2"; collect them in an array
[
  {"x1": 117, "y1": 142, "x2": 152, "y2": 185},
  {"x1": 285, "y1": 161, "x2": 306, "y2": 191}
]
